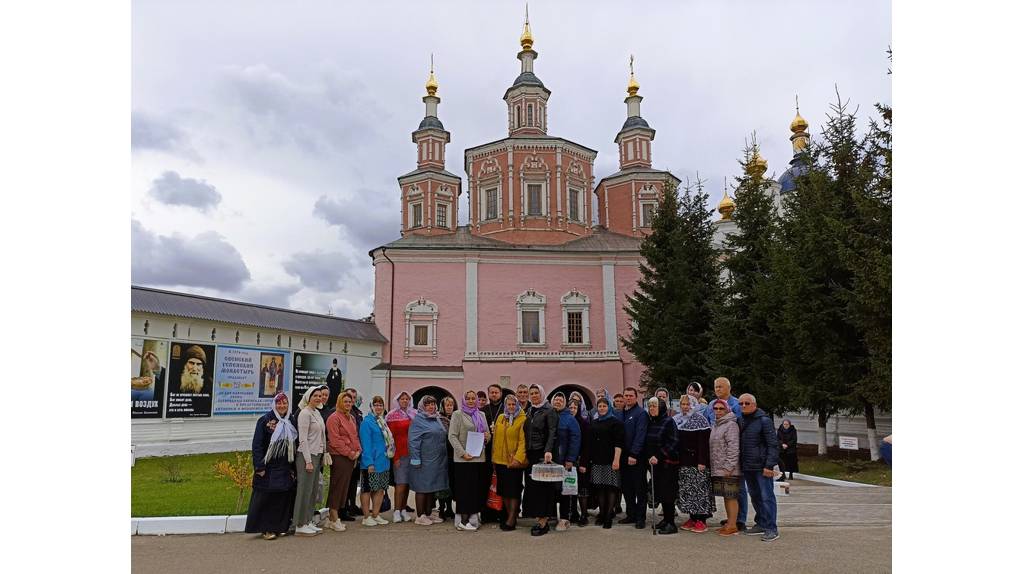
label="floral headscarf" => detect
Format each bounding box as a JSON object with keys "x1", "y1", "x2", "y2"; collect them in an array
[
  {"x1": 673, "y1": 395, "x2": 710, "y2": 431},
  {"x1": 264, "y1": 393, "x2": 297, "y2": 463}
]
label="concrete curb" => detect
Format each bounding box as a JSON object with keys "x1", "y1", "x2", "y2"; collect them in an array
[
  {"x1": 133, "y1": 508, "x2": 330, "y2": 535},
  {"x1": 792, "y1": 472, "x2": 880, "y2": 488}
]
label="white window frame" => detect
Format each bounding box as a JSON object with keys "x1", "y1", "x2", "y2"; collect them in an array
[
  {"x1": 436, "y1": 201, "x2": 450, "y2": 229},
  {"x1": 516, "y1": 289, "x2": 546, "y2": 347},
  {"x1": 640, "y1": 201, "x2": 657, "y2": 228},
  {"x1": 410, "y1": 202, "x2": 423, "y2": 228},
  {"x1": 404, "y1": 298, "x2": 439, "y2": 357},
  {"x1": 560, "y1": 289, "x2": 591, "y2": 346}
]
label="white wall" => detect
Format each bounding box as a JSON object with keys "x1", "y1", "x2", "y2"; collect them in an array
[{"x1": 131, "y1": 312, "x2": 383, "y2": 457}]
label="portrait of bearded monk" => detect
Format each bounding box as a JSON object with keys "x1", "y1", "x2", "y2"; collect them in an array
[{"x1": 179, "y1": 345, "x2": 207, "y2": 393}]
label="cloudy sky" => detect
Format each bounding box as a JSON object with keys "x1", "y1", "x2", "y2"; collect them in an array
[{"x1": 131, "y1": 0, "x2": 891, "y2": 318}]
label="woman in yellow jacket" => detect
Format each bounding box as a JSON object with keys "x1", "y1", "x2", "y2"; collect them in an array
[{"x1": 492, "y1": 393, "x2": 528, "y2": 531}]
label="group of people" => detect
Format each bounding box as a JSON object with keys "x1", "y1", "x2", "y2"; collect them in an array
[{"x1": 244, "y1": 376, "x2": 784, "y2": 543}]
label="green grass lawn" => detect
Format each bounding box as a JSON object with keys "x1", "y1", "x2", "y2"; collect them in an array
[
  {"x1": 132, "y1": 451, "x2": 256, "y2": 517},
  {"x1": 797, "y1": 456, "x2": 891, "y2": 486}
]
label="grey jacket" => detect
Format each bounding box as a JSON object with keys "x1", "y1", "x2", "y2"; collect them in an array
[
  {"x1": 709, "y1": 411, "x2": 741, "y2": 477},
  {"x1": 448, "y1": 410, "x2": 488, "y2": 463}
]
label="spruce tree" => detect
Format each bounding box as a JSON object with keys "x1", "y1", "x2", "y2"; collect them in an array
[
  {"x1": 623, "y1": 179, "x2": 719, "y2": 396},
  {"x1": 774, "y1": 94, "x2": 871, "y2": 454},
  {"x1": 709, "y1": 138, "x2": 789, "y2": 416}
]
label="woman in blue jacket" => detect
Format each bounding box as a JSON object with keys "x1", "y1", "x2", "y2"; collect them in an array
[
  {"x1": 244, "y1": 392, "x2": 297, "y2": 540},
  {"x1": 551, "y1": 392, "x2": 581, "y2": 532},
  {"x1": 358, "y1": 395, "x2": 395, "y2": 527}
]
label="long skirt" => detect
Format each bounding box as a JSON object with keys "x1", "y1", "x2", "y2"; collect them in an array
[
  {"x1": 589, "y1": 464, "x2": 620, "y2": 488},
  {"x1": 523, "y1": 452, "x2": 557, "y2": 518},
  {"x1": 780, "y1": 448, "x2": 799, "y2": 474},
  {"x1": 495, "y1": 464, "x2": 524, "y2": 499},
  {"x1": 677, "y1": 465, "x2": 716, "y2": 516},
  {"x1": 244, "y1": 488, "x2": 295, "y2": 533},
  {"x1": 652, "y1": 463, "x2": 679, "y2": 515},
  {"x1": 452, "y1": 462, "x2": 485, "y2": 515}
]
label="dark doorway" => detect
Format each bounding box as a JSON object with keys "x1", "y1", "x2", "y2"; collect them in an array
[
  {"x1": 412, "y1": 385, "x2": 454, "y2": 408},
  {"x1": 547, "y1": 385, "x2": 595, "y2": 411}
]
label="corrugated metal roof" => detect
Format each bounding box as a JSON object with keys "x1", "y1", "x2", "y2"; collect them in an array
[
  {"x1": 371, "y1": 225, "x2": 641, "y2": 254},
  {"x1": 131, "y1": 286, "x2": 387, "y2": 343}
]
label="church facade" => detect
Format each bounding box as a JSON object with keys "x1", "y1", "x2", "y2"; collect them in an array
[{"x1": 369, "y1": 16, "x2": 805, "y2": 407}]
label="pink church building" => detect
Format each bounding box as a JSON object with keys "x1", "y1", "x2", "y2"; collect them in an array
[{"x1": 370, "y1": 17, "x2": 690, "y2": 407}]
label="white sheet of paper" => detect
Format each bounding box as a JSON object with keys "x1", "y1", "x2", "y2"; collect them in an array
[{"x1": 466, "y1": 431, "x2": 485, "y2": 457}]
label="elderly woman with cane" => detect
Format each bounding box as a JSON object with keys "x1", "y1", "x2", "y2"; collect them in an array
[{"x1": 643, "y1": 397, "x2": 679, "y2": 534}]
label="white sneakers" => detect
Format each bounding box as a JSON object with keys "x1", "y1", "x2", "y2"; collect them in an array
[
  {"x1": 455, "y1": 519, "x2": 478, "y2": 531},
  {"x1": 429, "y1": 514, "x2": 443, "y2": 524},
  {"x1": 361, "y1": 517, "x2": 377, "y2": 527},
  {"x1": 414, "y1": 514, "x2": 433, "y2": 526},
  {"x1": 468, "y1": 513, "x2": 481, "y2": 528},
  {"x1": 295, "y1": 523, "x2": 319, "y2": 536},
  {"x1": 394, "y1": 510, "x2": 405, "y2": 523},
  {"x1": 327, "y1": 519, "x2": 346, "y2": 532}
]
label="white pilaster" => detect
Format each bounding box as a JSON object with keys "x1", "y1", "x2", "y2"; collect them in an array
[
  {"x1": 466, "y1": 258, "x2": 478, "y2": 354},
  {"x1": 602, "y1": 262, "x2": 618, "y2": 351}
]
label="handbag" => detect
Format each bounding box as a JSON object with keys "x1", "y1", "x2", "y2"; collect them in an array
[{"x1": 487, "y1": 471, "x2": 503, "y2": 510}]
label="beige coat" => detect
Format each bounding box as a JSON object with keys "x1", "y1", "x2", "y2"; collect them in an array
[{"x1": 448, "y1": 410, "x2": 488, "y2": 463}]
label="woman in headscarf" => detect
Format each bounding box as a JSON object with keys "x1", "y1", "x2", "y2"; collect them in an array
[
  {"x1": 654, "y1": 387, "x2": 675, "y2": 416},
  {"x1": 436, "y1": 395, "x2": 457, "y2": 519},
  {"x1": 358, "y1": 395, "x2": 394, "y2": 527},
  {"x1": 292, "y1": 386, "x2": 327, "y2": 536},
  {"x1": 709, "y1": 398, "x2": 742, "y2": 536},
  {"x1": 245, "y1": 392, "x2": 298, "y2": 540},
  {"x1": 586, "y1": 396, "x2": 624, "y2": 529},
  {"x1": 674, "y1": 394, "x2": 715, "y2": 533},
  {"x1": 777, "y1": 418, "x2": 799, "y2": 480},
  {"x1": 325, "y1": 392, "x2": 361, "y2": 531},
  {"x1": 522, "y1": 383, "x2": 559, "y2": 536},
  {"x1": 551, "y1": 392, "x2": 581, "y2": 532},
  {"x1": 448, "y1": 389, "x2": 491, "y2": 531},
  {"x1": 408, "y1": 395, "x2": 448, "y2": 525},
  {"x1": 643, "y1": 397, "x2": 679, "y2": 534},
  {"x1": 687, "y1": 382, "x2": 708, "y2": 406},
  {"x1": 590, "y1": 388, "x2": 609, "y2": 420},
  {"x1": 492, "y1": 392, "x2": 527, "y2": 531},
  {"x1": 384, "y1": 391, "x2": 416, "y2": 523},
  {"x1": 568, "y1": 397, "x2": 591, "y2": 525}
]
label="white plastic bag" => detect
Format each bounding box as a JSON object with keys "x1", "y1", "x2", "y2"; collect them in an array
[{"x1": 562, "y1": 467, "x2": 578, "y2": 496}]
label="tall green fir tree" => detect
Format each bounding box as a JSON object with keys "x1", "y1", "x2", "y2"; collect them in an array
[
  {"x1": 774, "y1": 93, "x2": 875, "y2": 454},
  {"x1": 623, "y1": 179, "x2": 720, "y2": 396},
  {"x1": 709, "y1": 138, "x2": 790, "y2": 416}
]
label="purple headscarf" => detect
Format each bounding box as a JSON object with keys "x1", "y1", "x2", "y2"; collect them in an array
[{"x1": 460, "y1": 394, "x2": 488, "y2": 433}]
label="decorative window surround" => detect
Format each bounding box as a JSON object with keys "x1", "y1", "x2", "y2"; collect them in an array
[
  {"x1": 560, "y1": 289, "x2": 591, "y2": 346},
  {"x1": 404, "y1": 298, "x2": 438, "y2": 358},
  {"x1": 463, "y1": 350, "x2": 621, "y2": 362},
  {"x1": 516, "y1": 289, "x2": 546, "y2": 347},
  {"x1": 640, "y1": 201, "x2": 657, "y2": 228}
]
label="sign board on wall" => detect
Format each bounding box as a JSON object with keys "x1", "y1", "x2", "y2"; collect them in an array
[
  {"x1": 839, "y1": 436, "x2": 859, "y2": 450},
  {"x1": 131, "y1": 338, "x2": 168, "y2": 418},
  {"x1": 292, "y1": 352, "x2": 346, "y2": 409},
  {"x1": 166, "y1": 342, "x2": 216, "y2": 418},
  {"x1": 213, "y1": 345, "x2": 291, "y2": 415}
]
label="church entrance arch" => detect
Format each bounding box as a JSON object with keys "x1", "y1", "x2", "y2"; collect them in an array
[
  {"x1": 546, "y1": 384, "x2": 595, "y2": 411},
  {"x1": 412, "y1": 385, "x2": 454, "y2": 408}
]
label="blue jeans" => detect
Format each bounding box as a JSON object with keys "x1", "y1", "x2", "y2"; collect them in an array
[
  {"x1": 741, "y1": 471, "x2": 777, "y2": 532},
  {"x1": 736, "y1": 478, "x2": 749, "y2": 525}
]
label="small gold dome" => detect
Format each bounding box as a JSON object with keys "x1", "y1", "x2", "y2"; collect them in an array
[
  {"x1": 627, "y1": 73, "x2": 640, "y2": 97},
  {"x1": 718, "y1": 189, "x2": 736, "y2": 220},
  {"x1": 520, "y1": 21, "x2": 533, "y2": 50},
  {"x1": 790, "y1": 111, "x2": 808, "y2": 133},
  {"x1": 746, "y1": 151, "x2": 768, "y2": 176},
  {"x1": 425, "y1": 69, "x2": 438, "y2": 96}
]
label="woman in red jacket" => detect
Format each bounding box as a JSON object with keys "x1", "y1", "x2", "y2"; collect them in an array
[{"x1": 385, "y1": 391, "x2": 417, "y2": 523}]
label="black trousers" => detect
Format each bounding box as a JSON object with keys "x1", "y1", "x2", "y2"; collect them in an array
[{"x1": 621, "y1": 460, "x2": 648, "y2": 519}]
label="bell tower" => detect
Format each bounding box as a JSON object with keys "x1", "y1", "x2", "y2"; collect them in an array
[
  {"x1": 398, "y1": 57, "x2": 461, "y2": 236},
  {"x1": 503, "y1": 5, "x2": 550, "y2": 137}
]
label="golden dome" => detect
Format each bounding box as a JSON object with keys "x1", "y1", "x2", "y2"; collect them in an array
[
  {"x1": 718, "y1": 189, "x2": 735, "y2": 220},
  {"x1": 790, "y1": 111, "x2": 808, "y2": 133},
  {"x1": 425, "y1": 69, "x2": 438, "y2": 96},
  {"x1": 746, "y1": 151, "x2": 768, "y2": 176},
  {"x1": 520, "y1": 4, "x2": 533, "y2": 50}
]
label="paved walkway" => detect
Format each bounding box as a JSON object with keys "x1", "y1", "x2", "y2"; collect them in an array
[{"x1": 132, "y1": 479, "x2": 891, "y2": 573}]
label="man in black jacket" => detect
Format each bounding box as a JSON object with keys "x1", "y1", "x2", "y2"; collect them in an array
[{"x1": 738, "y1": 393, "x2": 780, "y2": 542}]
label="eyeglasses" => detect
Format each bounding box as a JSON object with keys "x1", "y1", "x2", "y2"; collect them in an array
[{"x1": 712, "y1": 407, "x2": 727, "y2": 411}]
